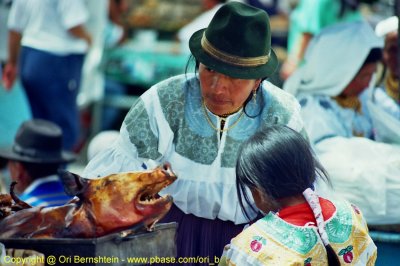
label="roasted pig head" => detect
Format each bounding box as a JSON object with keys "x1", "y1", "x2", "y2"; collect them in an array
[{"x1": 0, "y1": 163, "x2": 176, "y2": 238}]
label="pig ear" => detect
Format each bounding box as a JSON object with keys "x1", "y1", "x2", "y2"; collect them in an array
[{"x1": 58, "y1": 170, "x2": 88, "y2": 196}]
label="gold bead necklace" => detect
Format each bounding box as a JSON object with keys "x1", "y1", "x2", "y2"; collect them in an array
[
  {"x1": 202, "y1": 100, "x2": 244, "y2": 132},
  {"x1": 333, "y1": 95, "x2": 362, "y2": 113}
]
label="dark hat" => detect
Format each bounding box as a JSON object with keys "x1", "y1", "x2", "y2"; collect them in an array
[
  {"x1": 0, "y1": 119, "x2": 76, "y2": 164},
  {"x1": 189, "y1": 1, "x2": 278, "y2": 79}
]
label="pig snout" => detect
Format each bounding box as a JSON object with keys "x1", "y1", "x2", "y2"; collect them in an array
[{"x1": 161, "y1": 163, "x2": 175, "y2": 178}]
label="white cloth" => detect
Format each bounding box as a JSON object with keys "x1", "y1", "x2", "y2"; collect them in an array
[
  {"x1": 78, "y1": 0, "x2": 108, "y2": 106},
  {"x1": 177, "y1": 4, "x2": 223, "y2": 53},
  {"x1": 83, "y1": 74, "x2": 305, "y2": 224},
  {"x1": 104, "y1": 20, "x2": 124, "y2": 49},
  {"x1": 298, "y1": 93, "x2": 400, "y2": 226},
  {"x1": 295, "y1": 94, "x2": 374, "y2": 144},
  {"x1": 363, "y1": 87, "x2": 400, "y2": 120},
  {"x1": 8, "y1": 0, "x2": 89, "y2": 55},
  {"x1": 361, "y1": 87, "x2": 400, "y2": 144},
  {"x1": 315, "y1": 137, "x2": 400, "y2": 225},
  {"x1": 87, "y1": 130, "x2": 119, "y2": 161},
  {"x1": 375, "y1": 15, "x2": 398, "y2": 37},
  {"x1": 283, "y1": 21, "x2": 383, "y2": 96}
]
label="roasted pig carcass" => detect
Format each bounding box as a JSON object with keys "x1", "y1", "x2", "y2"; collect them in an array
[
  {"x1": 0, "y1": 182, "x2": 32, "y2": 219},
  {"x1": 0, "y1": 163, "x2": 176, "y2": 238}
]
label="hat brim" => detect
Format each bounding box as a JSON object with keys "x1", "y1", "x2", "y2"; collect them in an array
[
  {"x1": 0, "y1": 147, "x2": 76, "y2": 164},
  {"x1": 189, "y1": 29, "x2": 279, "y2": 79}
]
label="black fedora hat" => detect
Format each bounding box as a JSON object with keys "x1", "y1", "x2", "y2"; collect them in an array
[
  {"x1": 0, "y1": 119, "x2": 76, "y2": 163},
  {"x1": 189, "y1": 1, "x2": 278, "y2": 79}
]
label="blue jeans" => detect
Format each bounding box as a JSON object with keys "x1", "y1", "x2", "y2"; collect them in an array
[{"x1": 19, "y1": 46, "x2": 84, "y2": 151}]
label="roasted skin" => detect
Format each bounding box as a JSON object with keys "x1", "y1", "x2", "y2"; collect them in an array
[
  {"x1": 0, "y1": 182, "x2": 32, "y2": 219},
  {"x1": 0, "y1": 163, "x2": 176, "y2": 238}
]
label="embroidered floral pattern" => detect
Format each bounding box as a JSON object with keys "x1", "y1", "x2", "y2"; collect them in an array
[
  {"x1": 158, "y1": 77, "x2": 219, "y2": 165},
  {"x1": 325, "y1": 201, "x2": 353, "y2": 243},
  {"x1": 124, "y1": 99, "x2": 161, "y2": 160},
  {"x1": 261, "y1": 214, "x2": 319, "y2": 254},
  {"x1": 259, "y1": 200, "x2": 355, "y2": 254},
  {"x1": 339, "y1": 245, "x2": 354, "y2": 263},
  {"x1": 125, "y1": 75, "x2": 303, "y2": 167},
  {"x1": 174, "y1": 125, "x2": 219, "y2": 164},
  {"x1": 250, "y1": 236, "x2": 266, "y2": 252},
  {"x1": 304, "y1": 257, "x2": 312, "y2": 266},
  {"x1": 225, "y1": 198, "x2": 375, "y2": 266},
  {"x1": 221, "y1": 136, "x2": 242, "y2": 167}
]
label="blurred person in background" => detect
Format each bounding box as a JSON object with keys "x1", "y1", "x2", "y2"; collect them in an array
[
  {"x1": 280, "y1": 0, "x2": 363, "y2": 80},
  {"x1": 367, "y1": 15, "x2": 400, "y2": 119},
  {"x1": 0, "y1": 0, "x2": 31, "y2": 193},
  {"x1": 245, "y1": 0, "x2": 290, "y2": 16},
  {"x1": 2, "y1": 0, "x2": 92, "y2": 151},
  {"x1": 357, "y1": 15, "x2": 400, "y2": 146},
  {"x1": 284, "y1": 21, "x2": 400, "y2": 230},
  {"x1": 105, "y1": 0, "x2": 129, "y2": 48},
  {"x1": 0, "y1": 0, "x2": 31, "y2": 149},
  {"x1": 101, "y1": 0, "x2": 131, "y2": 130},
  {"x1": 0, "y1": 119, "x2": 76, "y2": 207}
]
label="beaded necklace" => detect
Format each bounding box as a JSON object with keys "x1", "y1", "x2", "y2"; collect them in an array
[
  {"x1": 333, "y1": 95, "x2": 362, "y2": 113},
  {"x1": 385, "y1": 72, "x2": 400, "y2": 104},
  {"x1": 202, "y1": 100, "x2": 244, "y2": 133}
]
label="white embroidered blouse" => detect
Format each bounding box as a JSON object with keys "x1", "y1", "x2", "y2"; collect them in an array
[{"x1": 83, "y1": 74, "x2": 305, "y2": 224}]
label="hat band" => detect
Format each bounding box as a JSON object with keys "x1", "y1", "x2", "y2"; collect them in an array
[
  {"x1": 201, "y1": 33, "x2": 270, "y2": 67},
  {"x1": 13, "y1": 144, "x2": 61, "y2": 160}
]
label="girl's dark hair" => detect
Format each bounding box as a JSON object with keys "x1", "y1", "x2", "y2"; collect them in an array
[
  {"x1": 236, "y1": 125, "x2": 329, "y2": 219},
  {"x1": 236, "y1": 125, "x2": 340, "y2": 266},
  {"x1": 184, "y1": 56, "x2": 266, "y2": 118}
]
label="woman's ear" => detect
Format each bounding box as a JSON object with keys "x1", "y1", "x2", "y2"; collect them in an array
[
  {"x1": 254, "y1": 79, "x2": 262, "y2": 89},
  {"x1": 250, "y1": 187, "x2": 279, "y2": 214}
]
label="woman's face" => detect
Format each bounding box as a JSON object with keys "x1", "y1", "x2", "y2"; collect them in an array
[
  {"x1": 342, "y1": 62, "x2": 378, "y2": 97},
  {"x1": 383, "y1": 32, "x2": 398, "y2": 78},
  {"x1": 198, "y1": 64, "x2": 261, "y2": 115}
]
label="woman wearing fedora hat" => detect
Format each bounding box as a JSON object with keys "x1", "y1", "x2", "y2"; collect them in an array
[
  {"x1": 84, "y1": 1, "x2": 307, "y2": 262},
  {"x1": 0, "y1": 119, "x2": 76, "y2": 207}
]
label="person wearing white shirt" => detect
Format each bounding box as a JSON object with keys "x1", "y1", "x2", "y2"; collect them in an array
[{"x1": 2, "y1": 0, "x2": 92, "y2": 151}]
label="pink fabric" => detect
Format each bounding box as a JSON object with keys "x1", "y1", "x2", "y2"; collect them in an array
[{"x1": 303, "y1": 188, "x2": 330, "y2": 246}]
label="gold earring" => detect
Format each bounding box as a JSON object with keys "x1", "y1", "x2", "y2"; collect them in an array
[{"x1": 253, "y1": 89, "x2": 257, "y2": 103}]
